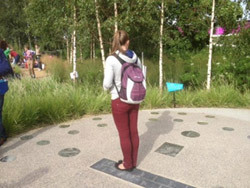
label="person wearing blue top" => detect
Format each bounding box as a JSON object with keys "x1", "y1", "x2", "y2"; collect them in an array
[{"x1": 0, "y1": 40, "x2": 9, "y2": 146}]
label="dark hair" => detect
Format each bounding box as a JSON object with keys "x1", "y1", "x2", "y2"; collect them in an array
[
  {"x1": 0, "y1": 40, "x2": 8, "y2": 50},
  {"x1": 111, "y1": 30, "x2": 129, "y2": 54}
]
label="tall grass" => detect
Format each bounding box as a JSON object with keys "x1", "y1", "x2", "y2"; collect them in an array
[
  {"x1": 41, "y1": 55, "x2": 71, "y2": 81},
  {"x1": 177, "y1": 83, "x2": 250, "y2": 108},
  {"x1": 3, "y1": 77, "x2": 110, "y2": 136}
]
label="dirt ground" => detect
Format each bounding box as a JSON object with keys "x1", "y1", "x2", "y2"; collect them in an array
[{"x1": 20, "y1": 68, "x2": 48, "y2": 79}]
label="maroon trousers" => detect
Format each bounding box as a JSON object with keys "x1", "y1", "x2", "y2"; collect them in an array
[{"x1": 112, "y1": 98, "x2": 140, "y2": 169}]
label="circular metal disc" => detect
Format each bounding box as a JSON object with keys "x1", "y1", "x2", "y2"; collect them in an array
[
  {"x1": 174, "y1": 119, "x2": 183, "y2": 122},
  {"x1": 20, "y1": 135, "x2": 33, "y2": 140},
  {"x1": 222, "y1": 127, "x2": 234, "y2": 131},
  {"x1": 58, "y1": 148, "x2": 81, "y2": 157},
  {"x1": 68, "y1": 130, "x2": 80, "y2": 135},
  {"x1": 0, "y1": 156, "x2": 16, "y2": 162},
  {"x1": 93, "y1": 117, "x2": 102, "y2": 121},
  {"x1": 178, "y1": 112, "x2": 187, "y2": 115},
  {"x1": 59, "y1": 124, "x2": 70, "y2": 128},
  {"x1": 181, "y1": 131, "x2": 200, "y2": 138},
  {"x1": 97, "y1": 124, "x2": 107, "y2": 127},
  {"x1": 37, "y1": 140, "x2": 50, "y2": 146},
  {"x1": 151, "y1": 112, "x2": 159, "y2": 115},
  {"x1": 197, "y1": 121, "x2": 208, "y2": 125}
]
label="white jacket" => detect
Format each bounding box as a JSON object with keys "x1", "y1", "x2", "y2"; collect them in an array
[{"x1": 103, "y1": 50, "x2": 141, "y2": 100}]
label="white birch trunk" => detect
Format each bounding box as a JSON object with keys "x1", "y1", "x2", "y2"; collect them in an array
[
  {"x1": 73, "y1": 29, "x2": 76, "y2": 72},
  {"x1": 95, "y1": 0, "x2": 106, "y2": 68},
  {"x1": 72, "y1": 4, "x2": 77, "y2": 80},
  {"x1": 207, "y1": 0, "x2": 215, "y2": 90},
  {"x1": 159, "y1": 0, "x2": 164, "y2": 91},
  {"x1": 70, "y1": 34, "x2": 73, "y2": 64},
  {"x1": 114, "y1": 1, "x2": 118, "y2": 32}
]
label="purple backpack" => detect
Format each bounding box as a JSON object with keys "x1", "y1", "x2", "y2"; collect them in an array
[{"x1": 113, "y1": 54, "x2": 146, "y2": 104}]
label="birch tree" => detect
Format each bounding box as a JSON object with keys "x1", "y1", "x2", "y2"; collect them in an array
[
  {"x1": 114, "y1": 1, "x2": 118, "y2": 32},
  {"x1": 159, "y1": 0, "x2": 164, "y2": 91},
  {"x1": 95, "y1": 0, "x2": 106, "y2": 68},
  {"x1": 72, "y1": 2, "x2": 77, "y2": 81},
  {"x1": 207, "y1": 0, "x2": 215, "y2": 90}
]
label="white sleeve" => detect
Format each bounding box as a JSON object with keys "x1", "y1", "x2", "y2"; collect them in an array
[
  {"x1": 137, "y1": 57, "x2": 142, "y2": 69},
  {"x1": 103, "y1": 56, "x2": 114, "y2": 91}
]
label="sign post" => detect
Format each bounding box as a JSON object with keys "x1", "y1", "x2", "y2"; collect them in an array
[{"x1": 166, "y1": 82, "x2": 184, "y2": 108}]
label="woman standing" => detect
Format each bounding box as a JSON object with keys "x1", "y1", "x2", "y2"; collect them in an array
[
  {"x1": 24, "y1": 45, "x2": 35, "y2": 78},
  {"x1": 103, "y1": 30, "x2": 141, "y2": 171}
]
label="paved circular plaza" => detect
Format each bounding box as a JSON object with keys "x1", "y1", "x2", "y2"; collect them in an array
[{"x1": 0, "y1": 108, "x2": 249, "y2": 188}]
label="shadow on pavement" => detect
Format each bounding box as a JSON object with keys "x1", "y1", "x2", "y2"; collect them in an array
[
  {"x1": 0, "y1": 167, "x2": 49, "y2": 188},
  {"x1": 138, "y1": 111, "x2": 173, "y2": 164},
  {"x1": 0, "y1": 125, "x2": 54, "y2": 158}
]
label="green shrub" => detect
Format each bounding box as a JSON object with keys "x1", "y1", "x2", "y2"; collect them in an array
[{"x1": 215, "y1": 28, "x2": 250, "y2": 90}]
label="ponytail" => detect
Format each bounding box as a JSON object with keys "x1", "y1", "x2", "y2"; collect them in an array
[{"x1": 111, "y1": 30, "x2": 129, "y2": 55}]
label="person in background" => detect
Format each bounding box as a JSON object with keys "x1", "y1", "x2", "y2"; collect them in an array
[
  {"x1": 10, "y1": 48, "x2": 20, "y2": 65},
  {"x1": 0, "y1": 40, "x2": 11, "y2": 146},
  {"x1": 24, "y1": 45, "x2": 36, "y2": 78},
  {"x1": 35, "y1": 44, "x2": 42, "y2": 70},
  {"x1": 103, "y1": 30, "x2": 142, "y2": 171},
  {"x1": 0, "y1": 41, "x2": 10, "y2": 59}
]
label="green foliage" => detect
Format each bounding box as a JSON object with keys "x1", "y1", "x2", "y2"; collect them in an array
[
  {"x1": 0, "y1": 0, "x2": 245, "y2": 60},
  {"x1": 0, "y1": 0, "x2": 28, "y2": 48},
  {"x1": 216, "y1": 0, "x2": 243, "y2": 32},
  {"x1": 25, "y1": 0, "x2": 70, "y2": 49},
  {"x1": 213, "y1": 27, "x2": 250, "y2": 89}
]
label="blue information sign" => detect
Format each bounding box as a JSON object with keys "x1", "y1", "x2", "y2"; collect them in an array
[{"x1": 166, "y1": 82, "x2": 184, "y2": 92}]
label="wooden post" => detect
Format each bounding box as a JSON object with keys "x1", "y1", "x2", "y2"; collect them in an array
[{"x1": 173, "y1": 92, "x2": 176, "y2": 108}]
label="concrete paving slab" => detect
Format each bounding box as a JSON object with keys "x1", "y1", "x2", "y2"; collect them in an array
[{"x1": 0, "y1": 108, "x2": 249, "y2": 188}]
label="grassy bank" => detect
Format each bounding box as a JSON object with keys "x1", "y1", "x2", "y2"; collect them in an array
[{"x1": 4, "y1": 77, "x2": 250, "y2": 136}]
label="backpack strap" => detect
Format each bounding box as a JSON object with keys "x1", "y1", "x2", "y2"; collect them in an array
[
  {"x1": 112, "y1": 53, "x2": 126, "y2": 65},
  {"x1": 111, "y1": 53, "x2": 121, "y2": 98},
  {"x1": 112, "y1": 52, "x2": 138, "y2": 65},
  {"x1": 111, "y1": 53, "x2": 128, "y2": 98}
]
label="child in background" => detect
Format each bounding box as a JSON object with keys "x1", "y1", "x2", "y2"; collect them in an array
[{"x1": 10, "y1": 49, "x2": 20, "y2": 65}]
